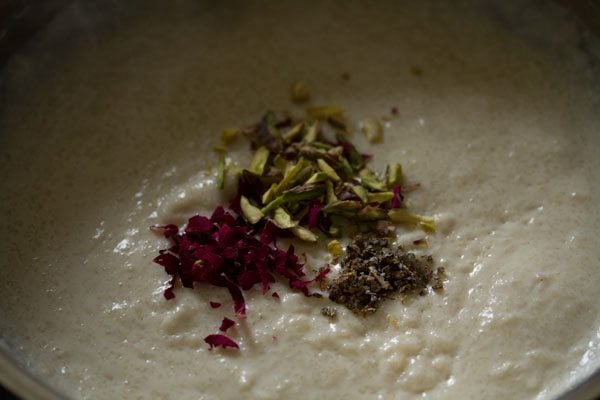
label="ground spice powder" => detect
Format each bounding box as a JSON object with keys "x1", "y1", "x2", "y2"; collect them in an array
[{"x1": 328, "y1": 234, "x2": 442, "y2": 315}]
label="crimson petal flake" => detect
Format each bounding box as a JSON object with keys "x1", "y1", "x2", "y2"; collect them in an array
[
  {"x1": 204, "y1": 334, "x2": 239, "y2": 350},
  {"x1": 307, "y1": 200, "x2": 323, "y2": 230},
  {"x1": 391, "y1": 184, "x2": 404, "y2": 208},
  {"x1": 152, "y1": 207, "x2": 322, "y2": 319},
  {"x1": 219, "y1": 317, "x2": 236, "y2": 332}
]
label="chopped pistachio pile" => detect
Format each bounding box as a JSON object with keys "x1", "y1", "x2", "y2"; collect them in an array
[{"x1": 223, "y1": 109, "x2": 434, "y2": 242}]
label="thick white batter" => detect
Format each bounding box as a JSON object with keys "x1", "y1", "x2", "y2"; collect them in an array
[{"x1": 1, "y1": 1, "x2": 599, "y2": 399}]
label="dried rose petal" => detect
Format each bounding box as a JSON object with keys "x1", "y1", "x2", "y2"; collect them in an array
[
  {"x1": 290, "y1": 267, "x2": 331, "y2": 295},
  {"x1": 237, "y1": 270, "x2": 261, "y2": 290},
  {"x1": 151, "y1": 224, "x2": 179, "y2": 239},
  {"x1": 209, "y1": 301, "x2": 221, "y2": 308},
  {"x1": 185, "y1": 216, "x2": 213, "y2": 235},
  {"x1": 164, "y1": 280, "x2": 175, "y2": 300},
  {"x1": 307, "y1": 200, "x2": 323, "y2": 230},
  {"x1": 391, "y1": 184, "x2": 404, "y2": 208},
  {"x1": 154, "y1": 205, "x2": 331, "y2": 349},
  {"x1": 219, "y1": 317, "x2": 236, "y2": 332},
  {"x1": 221, "y1": 276, "x2": 247, "y2": 319},
  {"x1": 260, "y1": 220, "x2": 281, "y2": 245},
  {"x1": 153, "y1": 207, "x2": 322, "y2": 307},
  {"x1": 153, "y1": 252, "x2": 179, "y2": 275},
  {"x1": 315, "y1": 266, "x2": 331, "y2": 280},
  {"x1": 337, "y1": 138, "x2": 364, "y2": 170},
  {"x1": 204, "y1": 334, "x2": 239, "y2": 350}
]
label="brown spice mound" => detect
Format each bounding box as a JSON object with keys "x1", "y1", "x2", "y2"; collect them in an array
[{"x1": 328, "y1": 235, "x2": 441, "y2": 315}]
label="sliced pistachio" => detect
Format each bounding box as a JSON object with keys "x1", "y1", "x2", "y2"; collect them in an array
[
  {"x1": 327, "y1": 240, "x2": 343, "y2": 257},
  {"x1": 221, "y1": 128, "x2": 240, "y2": 143},
  {"x1": 359, "y1": 168, "x2": 387, "y2": 191},
  {"x1": 388, "y1": 209, "x2": 436, "y2": 232},
  {"x1": 216, "y1": 153, "x2": 226, "y2": 189},
  {"x1": 328, "y1": 225, "x2": 341, "y2": 237},
  {"x1": 283, "y1": 123, "x2": 304, "y2": 142},
  {"x1": 305, "y1": 171, "x2": 329, "y2": 185},
  {"x1": 303, "y1": 121, "x2": 319, "y2": 143},
  {"x1": 338, "y1": 155, "x2": 355, "y2": 178},
  {"x1": 386, "y1": 162, "x2": 404, "y2": 187},
  {"x1": 290, "y1": 225, "x2": 318, "y2": 242},
  {"x1": 262, "y1": 183, "x2": 278, "y2": 204},
  {"x1": 240, "y1": 195, "x2": 263, "y2": 224},
  {"x1": 275, "y1": 158, "x2": 307, "y2": 194},
  {"x1": 272, "y1": 154, "x2": 288, "y2": 172},
  {"x1": 306, "y1": 105, "x2": 345, "y2": 120},
  {"x1": 273, "y1": 207, "x2": 298, "y2": 229},
  {"x1": 326, "y1": 180, "x2": 338, "y2": 204},
  {"x1": 249, "y1": 146, "x2": 270, "y2": 175},
  {"x1": 350, "y1": 184, "x2": 369, "y2": 203},
  {"x1": 213, "y1": 144, "x2": 227, "y2": 153},
  {"x1": 291, "y1": 81, "x2": 310, "y2": 103},
  {"x1": 297, "y1": 145, "x2": 324, "y2": 160},
  {"x1": 357, "y1": 205, "x2": 388, "y2": 220},
  {"x1": 265, "y1": 111, "x2": 280, "y2": 138},
  {"x1": 265, "y1": 169, "x2": 284, "y2": 182},
  {"x1": 327, "y1": 115, "x2": 348, "y2": 133},
  {"x1": 288, "y1": 164, "x2": 314, "y2": 188},
  {"x1": 260, "y1": 195, "x2": 285, "y2": 215},
  {"x1": 317, "y1": 159, "x2": 341, "y2": 181},
  {"x1": 282, "y1": 184, "x2": 325, "y2": 203},
  {"x1": 285, "y1": 202, "x2": 302, "y2": 216},
  {"x1": 327, "y1": 146, "x2": 344, "y2": 157},
  {"x1": 322, "y1": 200, "x2": 362, "y2": 214},
  {"x1": 312, "y1": 141, "x2": 333, "y2": 150},
  {"x1": 299, "y1": 146, "x2": 340, "y2": 169},
  {"x1": 419, "y1": 220, "x2": 436, "y2": 233},
  {"x1": 366, "y1": 191, "x2": 394, "y2": 203},
  {"x1": 336, "y1": 132, "x2": 364, "y2": 170},
  {"x1": 360, "y1": 117, "x2": 383, "y2": 143}
]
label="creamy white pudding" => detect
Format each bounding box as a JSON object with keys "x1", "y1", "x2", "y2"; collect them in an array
[{"x1": 1, "y1": 1, "x2": 599, "y2": 399}]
